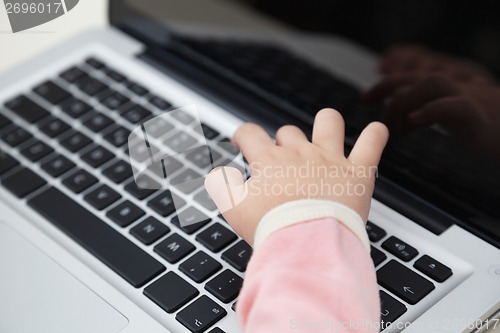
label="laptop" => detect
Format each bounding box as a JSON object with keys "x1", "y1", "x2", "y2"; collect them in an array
[{"x1": 1, "y1": 1, "x2": 500, "y2": 332}]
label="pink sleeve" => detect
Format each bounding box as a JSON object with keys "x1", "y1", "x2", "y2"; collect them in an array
[{"x1": 237, "y1": 217, "x2": 380, "y2": 332}]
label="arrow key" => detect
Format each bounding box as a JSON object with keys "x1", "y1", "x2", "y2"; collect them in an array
[{"x1": 377, "y1": 260, "x2": 434, "y2": 305}]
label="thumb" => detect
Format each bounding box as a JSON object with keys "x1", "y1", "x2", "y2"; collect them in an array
[{"x1": 204, "y1": 166, "x2": 247, "y2": 214}]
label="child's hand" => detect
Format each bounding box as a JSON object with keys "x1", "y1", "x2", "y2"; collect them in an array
[{"x1": 205, "y1": 108, "x2": 389, "y2": 245}]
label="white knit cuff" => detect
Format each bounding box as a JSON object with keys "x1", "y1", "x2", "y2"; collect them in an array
[{"x1": 253, "y1": 199, "x2": 370, "y2": 252}]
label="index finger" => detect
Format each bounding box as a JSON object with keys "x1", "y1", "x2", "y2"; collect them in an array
[
  {"x1": 348, "y1": 122, "x2": 389, "y2": 168},
  {"x1": 232, "y1": 123, "x2": 275, "y2": 163}
]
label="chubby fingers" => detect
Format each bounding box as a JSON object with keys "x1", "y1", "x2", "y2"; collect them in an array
[
  {"x1": 348, "y1": 122, "x2": 389, "y2": 168},
  {"x1": 312, "y1": 108, "x2": 345, "y2": 153},
  {"x1": 275, "y1": 125, "x2": 308, "y2": 147},
  {"x1": 232, "y1": 123, "x2": 274, "y2": 163}
]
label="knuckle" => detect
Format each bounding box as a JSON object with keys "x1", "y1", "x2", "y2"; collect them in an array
[{"x1": 235, "y1": 123, "x2": 259, "y2": 138}]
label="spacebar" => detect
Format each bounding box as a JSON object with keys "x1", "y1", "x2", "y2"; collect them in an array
[{"x1": 28, "y1": 187, "x2": 165, "y2": 287}]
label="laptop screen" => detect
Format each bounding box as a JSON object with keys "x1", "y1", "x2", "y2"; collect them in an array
[{"x1": 111, "y1": 0, "x2": 500, "y2": 246}]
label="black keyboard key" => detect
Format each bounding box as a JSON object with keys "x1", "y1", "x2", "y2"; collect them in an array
[
  {"x1": 1, "y1": 126, "x2": 32, "y2": 147},
  {"x1": 102, "y1": 93, "x2": 129, "y2": 110},
  {"x1": 196, "y1": 223, "x2": 237, "y2": 253},
  {"x1": 102, "y1": 160, "x2": 132, "y2": 183},
  {"x1": 186, "y1": 146, "x2": 221, "y2": 169},
  {"x1": 73, "y1": 73, "x2": 92, "y2": 88},
  {"x1": 105, "y1": 68, "x2": 126, "y2": 82},
  {"x1": 382, "y1": 236, "x2": 418, "y2": 262},
  {"x1": 176, "y1": 295, "x2": 227, "y2": 333},
  {"x1": 127, "y1": 83, "x2": 148, "y2": 96},
  {"x1": 28, "y1": 187, "x2": 165, "y2": 287},
  {"x1": 414, "y1": 255, "x2": 453, "y2": 282},
  {"x1": 221, "y1": 240, "x2": 252, "y2": 272},
  {"x1": 20, "y1": 141, "x2": 53, "y2": 161},
  {"x1": 80, "y1": 78, "x2": 107, "y2": 96},
  {"x1": 120, "y1": 104, "x2": 151, "y2": 124},
  {"x1": 60, "y1": 66, "x2": 86, "y2": 83},
  {"x1": 84, "y1": 184, "x2": 121, "y2": 210},
  {"x1": 103, "y1": 125, "x2": 130, "y2": 147},
  {"x1": 163, "y1": 131, "x2": 197, "y2": 153},
  {"x1": 154, "y1": 155, "x2": 182, "y2": 175},
  {"x1": 95, "y1": 87, "x2": 116, "y2": 102},
  {"x1": 194, "y1": 189, "x2": 217, "y2": 211},
  {"x1": 201, "y1": 123, "x2": 219, "y2": 140},
  {"x1": 231, "y1": 302, "x2": 236, "y2": 312},
  {"x1": 85, "y1": 57, "x2": 105, "y2": 69},
  {"x1": 39, "y1": 117, "x2": 70, "y2": 137},
  {"x1": 144, "y1": 272, "x2": 199, "y2": 313},
  {"x1": 172, "y1": 207, "x2": 211, "y2": 234},
  {"x1": 124, "y1": 177, "x2": 159, "y2": 200},
  {"x1": 205, "y1": 269, "x2": 243, "y2": 303},
  {"x1": 60, "y1": 131, "x2": 92, "y2": 152},
  {"x1": 33, "y1": 81, "x2": 71, "y2": 105},
  {"x1": 130, "y1": 217, "x2": 169, "y2": 245},
  {"x1": 62, "y1": 169, "x2": 97, "y2": 193},
  {"x1": 366, "y1": 221, "x2": 387, "y2": 242},
  {"x1": 82, "y1": 112, "x2": 113, "y2": 132},
  {"x1": 380, "y1": 291, "x2": 407, "y2": 327},
  {"x1": 154, "y1": 233, "x2": 195, "y2": 263},
  {"x1": 149, "y1": 95, "x2": 171, "y2": 110},
  {"x1": 171, "y1": 110, "x2": 194, "y2": 125},
  {"x1": 148, "y1": 190, "x2": 185, "y2": 217},
  {"x1": 5, "y1": 95, "x2": 49, "y2": 123},
  {"x1": 179, "y1": 251, "x2": 222, "y2": 283},
  {"x1": 106, "y1": 200, "x2": 145, "y2": 227},
  {"x1": 61, "y1": 98, "x2": 91, "y2": 118},
  {"x1": 370, "y1": 246, "x2": 387, "y2": 267},
  {"x1": 126, "y1": 139, "x2": 157, "y2": 163},
  {"x1": 41, "y1": 155, "x2": 75, "y2": 177},
  {"x1": 81, "y1": 145, "x2": 114, "y2": 168},
  {"x1": 377, "y1": 260, "x2": 435, "y2": 305},
  {"x1": 0, "y1": 150, "x2": 19, "y2": 175},
  {"x1": 143, "y1": 117, "x2": 175, "y2": 139},
  {"x1": 0, "y1": 113, "x2": 12, "y2": 129},
  {"x1": 2, "y1": 167, "x2": 46, "y2": 198},
  {"x1": 171, "y1": 169, "x2": 204, "y2": 194}
]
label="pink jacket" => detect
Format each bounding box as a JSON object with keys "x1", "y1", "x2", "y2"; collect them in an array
[{"x1": 237, "y1": 213, "x2": 380, "y2": 332}]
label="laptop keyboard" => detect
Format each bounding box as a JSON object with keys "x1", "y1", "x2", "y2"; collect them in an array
[
  {"x1": 0, "y1": 56, "x2": 453, "y2": 332},
  {"x1": 179, "y1": 38, "x2": 381, "y2": 136}
]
